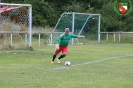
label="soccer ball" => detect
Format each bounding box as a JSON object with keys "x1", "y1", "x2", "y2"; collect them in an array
[{"x1": 65, "y1": 61, "x2": 71, "y2": 66}]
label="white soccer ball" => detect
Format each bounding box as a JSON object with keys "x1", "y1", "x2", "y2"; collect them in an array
[{"x1": 65, "y1": 61, "x2": 71, "y2": 66}]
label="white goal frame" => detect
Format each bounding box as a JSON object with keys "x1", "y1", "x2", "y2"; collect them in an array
[
  {"x1": 46, "y1": 12, "x2": 101, "y2": 45},
  {"x1": 0, "y1": 3, "x2": 32, "y2": 49}
]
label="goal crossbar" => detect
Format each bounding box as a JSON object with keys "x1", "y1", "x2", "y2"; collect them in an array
[{"x1": 0, "y1": 3, "x2": 31, "y2": 7}]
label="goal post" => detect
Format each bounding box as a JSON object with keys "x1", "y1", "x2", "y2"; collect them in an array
[
  {"x1": 46, "y1": 12, "x2": 101, "y2": 45},
  {"x1": 0, "y1": 3, "x2": 32, "y2": 50}
]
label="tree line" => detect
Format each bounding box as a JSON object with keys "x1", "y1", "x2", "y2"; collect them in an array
[{"x1": 2, "y1": 0, "x2": 133, "y2": 32}]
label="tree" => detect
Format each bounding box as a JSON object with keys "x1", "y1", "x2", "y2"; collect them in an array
[
  {"x1": 23, "y1": 0, "x2": 58, "y2": 26},
  {"x1": 2, "y1": 0, "x2": 133, "y2": 31},
  {"x1": 100, "y1": 1, "x2": 128, "y2": 32}
]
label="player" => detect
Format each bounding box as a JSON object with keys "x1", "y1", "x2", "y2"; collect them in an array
[{"x1": 51, "y1": 28, "x2": 85, "y2": 64}]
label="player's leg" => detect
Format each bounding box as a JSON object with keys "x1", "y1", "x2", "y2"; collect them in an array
[
  {"x1": 51, "y1": 54, "x2": 57, "y2": 63},
  {"x1": 51, "y1": 49, "x2": 61, "y2": 64},
  {"x1": 57, "y1": 46, "x2": 68, "y2": 63},
  {"x1": 58, "y1": 53, "x2": 66, "y2": 59}
]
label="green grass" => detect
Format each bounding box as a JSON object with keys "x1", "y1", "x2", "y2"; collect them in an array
[{"x1": 0, "y1": 43, "x2": 133, "y2": 88}]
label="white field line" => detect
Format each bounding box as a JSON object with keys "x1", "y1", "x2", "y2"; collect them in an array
[{"x1": 50, "y1": 54, "x2": 133, "y2": 70}]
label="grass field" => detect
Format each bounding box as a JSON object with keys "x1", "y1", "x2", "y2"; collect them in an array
[{"x1": 0, "y1": 43, "x2": 133, "y2": 88}]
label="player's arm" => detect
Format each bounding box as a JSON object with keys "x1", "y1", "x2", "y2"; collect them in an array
[
  {"x1": 71, "y1": 34, "x2": 85, "y2": 38},
  {"x1": 55, "y1": 35, "x2": 63, "y2": 50},
  {"x1": 56, "y1": 34, "x2": 64, "y2": 44},
  {"x1": 77, "y1": 35, "x2": 85, "y2": 38}
]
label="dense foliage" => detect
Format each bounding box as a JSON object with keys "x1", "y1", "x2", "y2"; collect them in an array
[{"x1": 2, "y1": 0, "x2": 133, "y2": 32}]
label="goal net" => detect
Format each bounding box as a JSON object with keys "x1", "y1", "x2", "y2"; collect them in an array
[
  {"x1": 46, "y1": 12, "x2": 101, "y2": 45},
  {"x1": 0, "y1": 3, "x2": 32, "y2": 50}
]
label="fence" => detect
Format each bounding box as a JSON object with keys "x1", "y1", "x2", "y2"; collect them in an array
[
  {"x1": 34, "y1": 31, "x2": 133, "y2": 46},
  {"x1": 32, "y1": 32, "x2": 76, "y2": 46},
  {"x1": 1, "y1": 31, "x2": 133, "y2": 49},
  {"x1": 29, "y1": 31, "x2": 133, "y2": 46},
  {"x1": 100, "y1": 32, "x2": 133, "y2": 43}
]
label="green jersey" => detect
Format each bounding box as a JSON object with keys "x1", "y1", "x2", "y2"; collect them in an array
[{"x1": 56, "y1": 33, "x2": 77, "y2": 46}]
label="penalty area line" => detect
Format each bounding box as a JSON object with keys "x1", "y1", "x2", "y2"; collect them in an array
[{"x1": 50, "y1": 54, "x2": 133, "y2": 70}]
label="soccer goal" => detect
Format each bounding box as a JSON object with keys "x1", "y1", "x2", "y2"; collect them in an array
[
  {"x1": 46, "y1": 12, "x2": 101, "y2": 45},
  {"x1": 0, "y1": 3, "x2": 32, "y2": 50}
]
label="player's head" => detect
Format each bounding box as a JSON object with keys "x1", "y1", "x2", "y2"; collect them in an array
[{"x1": 65, "y1": 28, "x2": 69, "y2": 35}]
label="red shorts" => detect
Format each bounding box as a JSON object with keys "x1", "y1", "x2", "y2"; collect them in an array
[{"x1": 54, "y1": 45, "x2": 68, "y2": 55}]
